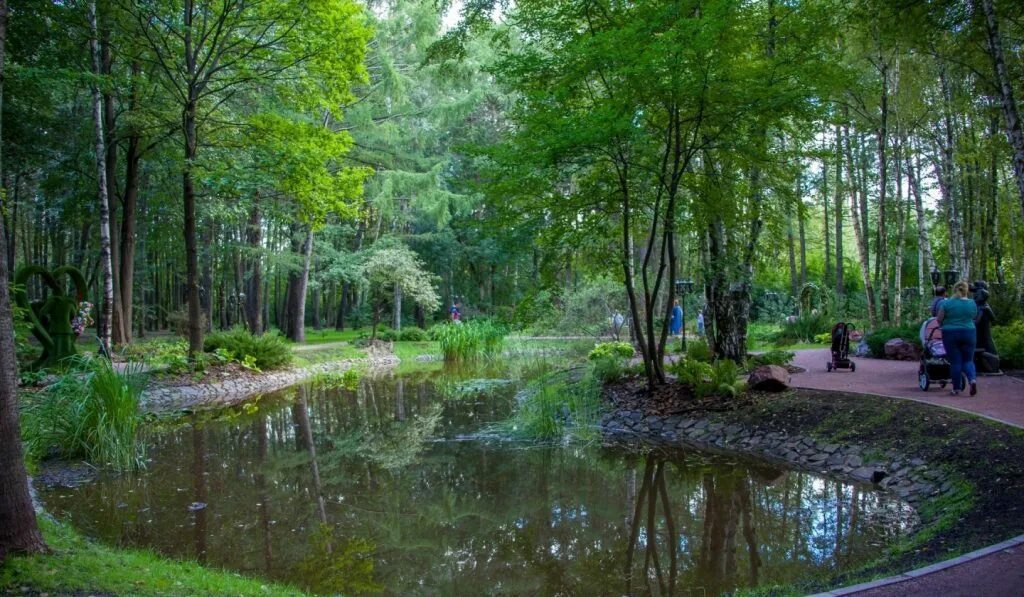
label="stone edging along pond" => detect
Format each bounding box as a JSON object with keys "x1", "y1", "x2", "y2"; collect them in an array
[
  {"x1": 600, "y1": 409, "x2": 951, "y2": 509},
  {"x1": 141, "y1": 355, "x2": 399, "y2": 414},
  {"x1": 598, "y1": 384, "x2": 1024, "y2": 593}
]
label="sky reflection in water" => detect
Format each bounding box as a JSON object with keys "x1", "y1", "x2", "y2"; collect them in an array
[{"x1": 40, "y1": 366, "x2": 915, "y2": 595}]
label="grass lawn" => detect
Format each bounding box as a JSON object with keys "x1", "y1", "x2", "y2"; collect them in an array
[
  {"x1": 297, "y1": 327, "x2": 368, "y2": 345},
  {"x1": 1, "y1": 517, "x2": 305, "y2": 596}
]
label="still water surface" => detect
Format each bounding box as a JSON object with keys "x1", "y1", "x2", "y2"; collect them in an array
[{"x1": 40, "y1": 366, "x2": 915, "y2": 595}]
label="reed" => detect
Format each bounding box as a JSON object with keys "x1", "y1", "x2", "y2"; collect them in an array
[{"x1": 21, "y1": 358, "x2": 147, "y2": 471}]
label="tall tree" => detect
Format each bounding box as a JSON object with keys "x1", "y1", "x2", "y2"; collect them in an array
[
  {"x1": 0, "y1": 0, "x2": 46, "y2": 561},
  {"x1": 88, "y1": 0, "x2": 114, "y2": 355}
]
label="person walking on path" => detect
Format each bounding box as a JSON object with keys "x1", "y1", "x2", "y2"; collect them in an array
[
  {"x1": 930, "y1": 286, "x2": 947, "y2": 316},
  {"x1": 937, "y1": 280, "x2": 979, "y2": 396},
  {"x1": 670, "y1": 299, "x2": 683, "y2": 336},
  {"x1": 696, "y1": 309, "x2": 705, "y2": 337}
]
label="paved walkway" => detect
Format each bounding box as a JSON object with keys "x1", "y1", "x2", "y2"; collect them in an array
[{"x1": 791, "y1": 349, "x2": 1024, "y2": 597}]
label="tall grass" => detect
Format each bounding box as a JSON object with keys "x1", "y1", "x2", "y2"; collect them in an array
[
  {"x1": 502, "y1": 368, "x2": 603, "y2": 441},
  {"x1": 431, "y1": 320, "x2": 507, "y2": 362},
  {"x1": 21, "y1": 358, "x2": 147, "y2": 471}
]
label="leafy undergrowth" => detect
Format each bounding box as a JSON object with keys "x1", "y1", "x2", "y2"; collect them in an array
[
  {"x1": 606, "y1": 381, "x2": 1024, "y2": 594},
  {"x1": 0, "y1": 517, "x2": 305, "y2": 596}
]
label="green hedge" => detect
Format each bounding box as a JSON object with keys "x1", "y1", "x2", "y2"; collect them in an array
[{"x1": 992, "y1": 320, "x2": 1024, "y2": 369}]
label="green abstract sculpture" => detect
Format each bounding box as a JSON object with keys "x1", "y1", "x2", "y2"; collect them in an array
[{"x1": 14, "y1": 265, "x2": 89, "y2": 369}]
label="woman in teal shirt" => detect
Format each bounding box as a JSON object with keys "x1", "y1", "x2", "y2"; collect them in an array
[{"x1": 936, "y1": 280, "x2": 978, "y2": 396}]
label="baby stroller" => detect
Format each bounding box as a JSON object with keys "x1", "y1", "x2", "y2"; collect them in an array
[
  {"x1": 826, "y1": 322, "x2": 856, "y2": 372},
  {"x1": 918, "y1": 317, "x2": 966, "y2": 391}
]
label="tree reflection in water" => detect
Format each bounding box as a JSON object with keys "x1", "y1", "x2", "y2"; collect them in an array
[{"x1": 38, "y1": 371, "x2": 913, "y2": 596}]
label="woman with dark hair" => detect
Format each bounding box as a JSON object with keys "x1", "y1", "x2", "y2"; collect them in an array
[
  {"x1": 930, "y1": 286, "x2": 947, "y2": 316},
  {"x1": 936, "y1": 280, "x2": 978, "y2": 396}
]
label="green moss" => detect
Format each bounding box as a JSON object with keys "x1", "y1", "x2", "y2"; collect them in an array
[{"x1": 1, "y1": 517, "x2": 305, "y2": 596}]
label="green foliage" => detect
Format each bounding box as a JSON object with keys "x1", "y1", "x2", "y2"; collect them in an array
[
  {"x1": 667, "y1": 358, "x2": 743, "y2": 399},
  {"x1": 310, "y1": 368, "x2": 362, "y2": 391},
  {"x1": 684, "y1": 339, "x2": 714, "y2": 363},
  {"x1": 776, "y1": 313, "x2": 831, "y2": 345},
  {"x1": 0, "y1": 517, "x2": 305, "y2": 596},
  {"x1": 431, "y1": 320, "x2": 507, "y2": 362},
  {"x1": 203, "y1": 327, "x2": 293, "y2": 371},
  {"x1": 398, "y1": 327, "x2": 429, "y2": 342},
  {"x1": 20, "y1": 359, "x2": 146, "y2": 471},
  {"x1": 813, "y1": 332, "x2": 832, "y2": 344},
  {"x1": 587, "y1": 341, "x2": 634, "y2": 361},
  {"x1": 505, "y1": 372, "x2": 602, "y2": 441},
  {"x1": 748, "y1": 350, "x2": 796, "y2": 368},
  {"x1": 992, "y1": 320, "x2": 1024, "y2": 370},
  {"x1": 122, "y1": 339, "x2": 191, "y2": 373},
  {"x1": 865, "y1": 323, "x2": 922, "y2": 358},
  {"x1": 296, "y1": 524, "x2": 381, "y2": 595},
  {"x1": 590, "y1": 356, "x2": 625, "y2": 384}
]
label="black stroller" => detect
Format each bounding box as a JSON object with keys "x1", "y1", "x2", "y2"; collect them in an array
[{"x1": 826, "y1": 322, "x2": 856, "y2": 372}]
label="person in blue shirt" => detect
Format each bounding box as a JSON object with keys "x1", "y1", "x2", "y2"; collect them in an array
[
  {"x1": 449, "y1": 300, "x2": 462, "y2": 323},
  {"x1": 936, "y1": 280, "x2": 978, "y2": 396},
  {"x1": 670, "y1": 299, "x2": 683, "y2": 336}
]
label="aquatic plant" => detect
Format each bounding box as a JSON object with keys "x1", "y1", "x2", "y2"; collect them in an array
[
  {"x1": 503, "y1": 370, "x2": 603, "y2": 441},
  {"x1": 587, "y1": 341, "x2": 634, "y2": 361},
  {"x1": 21, "y1": 358, "x2": 147, "y2": 471},
  {"x1": 431, "y1": 320, "x2": 507, "y2": 362}
]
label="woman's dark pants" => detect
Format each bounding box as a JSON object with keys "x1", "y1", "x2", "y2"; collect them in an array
[{"x1": 942, "y1": 328, "x2": 977, "y2": 392}]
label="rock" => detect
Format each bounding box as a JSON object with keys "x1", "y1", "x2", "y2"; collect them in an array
[
  {"x1": 845, "y1": 455, "x2": 863, "y2": 468},
  {"x1": 823, "y1": 444, "x2": 840, "y2": 454},
  {"x1": 747, "y1": 365, "x2": 790, "y2": 391},
  {"x1": 884, "y1": 338, "x2": 920, "y2": 361}
]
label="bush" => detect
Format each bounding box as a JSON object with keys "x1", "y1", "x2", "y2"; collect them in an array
[
  {"x1": 588, "y1": 341, "x2": 634, "y2": 361},
  {"x1": 992, "y1": 320, "x2": 1024, "y2": 370},
  {"x1": 748, "y1": 349, "x2": 795, "y2": 368},
  {"x1": 203, "y1": 327, "x2": 292, "y2": 371},
  {"x1": 685, "y1": 338, "x2": 714, "y2": 363},
  {"x1": 431, "y1": 320, "x2": 507, "y2": 362},
  {"x1": 122, "y1": 339, "x2": 191, "y2": 373},
  {"x1": 667, "y1": 357, "x2": 743, "y2": 398},
  {"x1": 398, "y1": 327, "x2": 429, "y2": 342},
  {"x1": 21, "y1": 359, "x2": 146, "y2": 471},
  {"x1": 776, "y1": 312, "x2": 831, "y2": 344},
  {"x1": 865, "y1": 322, "x2": 921, "y2": 358},
  {"x1": 590, "y1": 356, "x2": 625, "y2": 383}
]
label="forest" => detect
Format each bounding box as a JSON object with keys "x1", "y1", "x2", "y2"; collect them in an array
[{"x1": 2, "y1": 0, "x2": 1024, "y2": 594}]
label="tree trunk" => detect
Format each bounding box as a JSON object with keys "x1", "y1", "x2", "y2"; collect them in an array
[
  {"x1": 876, "y1": 57, "x2": 890, "y2": 323},
  {"x1": 845, "y1": 124, "x2": 878, "y2": 328},
  {"x1": 907, "y1": 141, "x2": 935, "y2": 287},
  {"x1": 183, "y1": 103, "x2": 202, "y2": 357},
  {"x1": 823, "y1": 160, "x2": 832, "y2": 287},
  {"x1": 0, "y1": 0, "x2": 46, "y2": 558},
  {"x1": 979, "y1": 0, "x2": 1024, "y2": 220},
  {"x1": 244, "y1": 203, "x2": 263, "y2": 334},
  {"x1": 834, "y1": 124, "x2": 845, "y2": 296},
  {"x1": 89, "y1": 0, "x2": 114, "y2": 356},
  {"x1": 101, "y1": 27, "x2": 128, "y2": 346},
  {"x1": 392, "y1": 283, "x2": 402, "y2": 331},
  {"x1": 893, "y1": 137, "x2": 907, "y2": 325},
  {"x1": 284, "y1": 227, "x2": 313, "y2": 342},
  {"x1": 787, "y1": 203, "x2": 798, "y2": 298}
]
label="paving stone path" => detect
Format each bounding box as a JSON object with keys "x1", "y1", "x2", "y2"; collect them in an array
[{"x1": 791, "y1": 349, "x2": 1024, "y2": 597}]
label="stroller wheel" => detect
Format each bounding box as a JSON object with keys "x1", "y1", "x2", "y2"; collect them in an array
[
  {"x1": 939, "y1": 381, "x2": 947, "y2": 389},
  {"x1": 919, "y1": 366, "x2": 930, "y2": 391},
  {"x1": 826, "y1": 362, "x2": 833, "y2": 372},
  {"x1": 850, "y1": 362, "x2": 856, "y2": 373}
]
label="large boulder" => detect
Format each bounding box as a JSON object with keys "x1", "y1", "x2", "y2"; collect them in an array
[
  {"x1": 748, "y1": 365, "x2": 790, "y2": 392},
  {"x1": 884, "y1": 338, "x2": 920, "y2": 361}
]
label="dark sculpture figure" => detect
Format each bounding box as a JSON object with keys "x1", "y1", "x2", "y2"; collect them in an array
[
  {"x1": 14, "y1": 265, "x2": 89, "y2": 370},
  {"x1": 972, "y1": 281, "x2": 1001, "y2": 374}
]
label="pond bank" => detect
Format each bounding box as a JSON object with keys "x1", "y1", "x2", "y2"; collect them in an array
[
  {"x1": 601, "y1": 380, "x2": 1024, "y2": 594},
  {"x1": 142, "y1": 354, "x2": 399, "y2": 414}
]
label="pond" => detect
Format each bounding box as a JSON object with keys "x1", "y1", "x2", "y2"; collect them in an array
[{"x1": 38, "y1": 365, "x2": 916, "y2": 595}]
